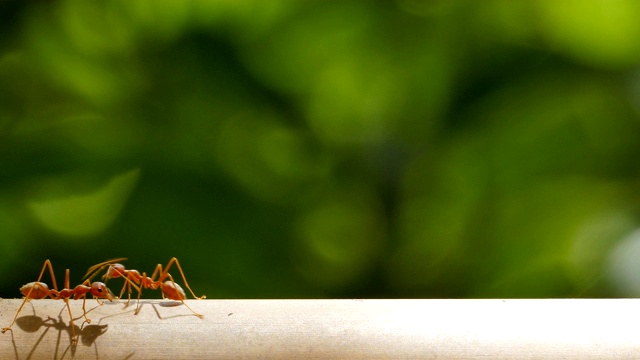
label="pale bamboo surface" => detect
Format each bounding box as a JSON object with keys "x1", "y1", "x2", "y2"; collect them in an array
[{"x1": 0, "y1": 298, "x2": 639, "y2": 359}]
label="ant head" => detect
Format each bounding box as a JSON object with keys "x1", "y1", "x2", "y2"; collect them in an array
[
  {"x1": 91, "y1": 282, "x2": 115, "y2": 301},
  {"x1": 103, "y1": 264, "x2": 126, "y2": 280},
  {"x1": 161, "y1": 281, "x2": 186, "y2": 301}
]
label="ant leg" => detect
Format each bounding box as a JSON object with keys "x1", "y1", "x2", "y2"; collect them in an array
[
  {"x1": 29, "y1": 259, "x2": 59, "y2": 293},
  {"x1": 63, "y1": 298, "x2": 78, "y2": 343},
  {"x1": 123, "y1": 273, "x2": 140, "y2": 305},
  {"x1": 70, "y1": 275, "x2": 91, "y2": 326},
  {"x1": 103, "y1": 265, "x2": 129, "y2": 303},
  {"x1": 150, "y1": 264, "x2": 168, "y2": 299},
  {"x1": 78, "y1": 281, "x2": 94, "y2": 323},
  {"x1": 1, "y1": 297, "x2": 29, "y2": 334},
  {"x1": 101, "y1": 264, "x2": 129, "y2": 303},
  {"x1": 123, "y1": 273, "x2": 142, "y2": 311},
  {"x1": 2, "y1": 260, "x2": 58, "y2": 334},
  {"x1": 118, "y1": 280, "x2": 128, "y2": 303},
  {"x1": 107, "y1": 269, "x2": 142, "y2": 312},
  {"x1": 165, "y1": 273, "x2": 203, "y2": 318},
  {"x1": 64, "y1": 269, "x2": 71, "y2": 291},
  {"x1": 150, "y1": 263, "x2": 163, "y2": 282},
  {"x1": 81, "y1": 295, "x2": 92, "y2": 324},
  {"x1": 161, "y1": 257, "x2": 206, "y2": 300},
  {"x1": 43, "y1": 260, "x2": 59, "y2": 291},
  {"x1": 134, "y1": 273, "x2": 147, "y2": 315}
]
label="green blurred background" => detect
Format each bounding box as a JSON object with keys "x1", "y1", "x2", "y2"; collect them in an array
[{"x1": 2, "y1": 0, "x2": 640, "y2": 299}]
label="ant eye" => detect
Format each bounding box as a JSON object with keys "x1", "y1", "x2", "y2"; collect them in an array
[{"x1": 98, "y1": 287, "x2": 103, "y2": 292}]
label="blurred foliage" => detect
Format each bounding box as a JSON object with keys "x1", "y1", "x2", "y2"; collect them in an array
[{"x1": 2, "y1": 0, "x2": 640, "y2": 299}]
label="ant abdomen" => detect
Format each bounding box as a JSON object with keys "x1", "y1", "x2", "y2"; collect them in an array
[
  {"x1": 161, "y1": 281, "x2": 186, "y2": 300},
  {"x1": 20, "y1": 282, "x2": 49, "y2": 299}
]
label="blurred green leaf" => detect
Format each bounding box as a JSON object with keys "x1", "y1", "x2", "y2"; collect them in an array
[{"x1": 27, "y1": 169, "x2": 140, "y2": 237}]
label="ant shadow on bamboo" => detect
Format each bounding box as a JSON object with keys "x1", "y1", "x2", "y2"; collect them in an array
[
  {"x1": 43, "y1": 315, "x2": 108, "y2": 359},
  {"x1": 1, "y1": 259, "x2": 115, "y2": 344},
  {"x1": 84, "y1": 257, "x2": 206, "y2": 318},
  {"x1": 6, "y1": 304, "x2": 109, "y2": 360}
]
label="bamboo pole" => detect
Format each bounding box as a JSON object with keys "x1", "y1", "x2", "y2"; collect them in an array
[{"x1": 0, "y1": 298, "x2": 639, "y2": 359}]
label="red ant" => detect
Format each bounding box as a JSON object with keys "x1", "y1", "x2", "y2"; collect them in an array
[
  {"x1": 1, "y1": 259, "x2": 115, "y2": 343},
  {"x1": 84, "y1": 257, "x2": 205, "y2": 318}
]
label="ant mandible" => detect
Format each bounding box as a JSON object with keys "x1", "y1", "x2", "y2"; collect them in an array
[
  {"x1": 84, "y1": 257, "x2": 206, "y2": 318},
  {"x1": 1, "y1": 259, "x2": 115, "y2": 343}
]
